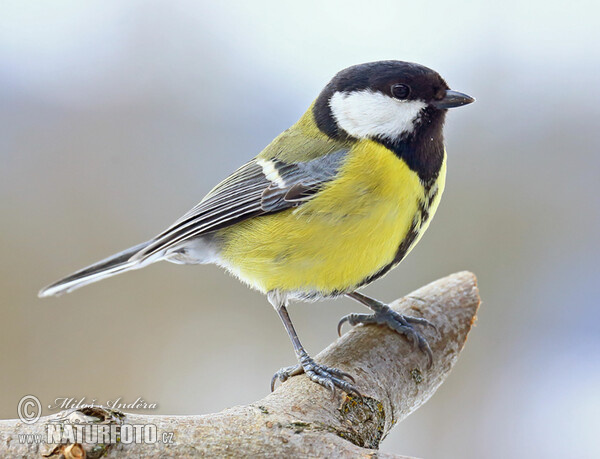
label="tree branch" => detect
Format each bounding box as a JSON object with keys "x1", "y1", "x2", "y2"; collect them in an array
[{"x1": 1, "y1": 271, "x2": 480, "y2": 458}]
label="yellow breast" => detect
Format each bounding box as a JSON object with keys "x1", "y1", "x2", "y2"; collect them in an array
[{"x1": 217, "y1": 140, "x2": 446, "y2": 296}]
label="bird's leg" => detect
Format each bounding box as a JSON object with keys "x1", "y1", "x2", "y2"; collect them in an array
[
  {"x1": 340, "y1": 291, "x2": 436, "y2": 368},
  {"x1": 269, "y1": 293, "x2": 358, "y2": 396}
]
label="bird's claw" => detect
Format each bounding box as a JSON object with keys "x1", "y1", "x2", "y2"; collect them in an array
[
  {"x1": 271, "y1": 353, "x2": 360, "y2": 398},
  {"x1": 337, "y1": 308, "x2": 434, "y2": 369},
  {"x1": 270, "y1": 364, "x2": 303, "y2": 391}
]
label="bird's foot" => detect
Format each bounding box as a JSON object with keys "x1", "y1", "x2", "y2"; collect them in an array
[
  {"x1": 271, "y1": 351, "x2": 359, "y2": 397},
  {"x1": 338, "y1": 305, "x2": 436, "y2": 368}
]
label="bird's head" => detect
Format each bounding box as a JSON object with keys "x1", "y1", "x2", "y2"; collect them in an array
[{"x1": 313, "y1": 60, "x2": 474, "y2": 143}]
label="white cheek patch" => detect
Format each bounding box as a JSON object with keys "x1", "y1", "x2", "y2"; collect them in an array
[{"x1": 329, "y1": 90, "x2": 426, "y2": 140}]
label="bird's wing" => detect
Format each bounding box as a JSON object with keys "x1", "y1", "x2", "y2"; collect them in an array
[{"x1": 133, "y1": 148, "x2": 348, "y2": 262}]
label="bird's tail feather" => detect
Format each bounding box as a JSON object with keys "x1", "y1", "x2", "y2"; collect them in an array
[{"x1": 38, "y1": 241, "x2": 153, "y2": 298}]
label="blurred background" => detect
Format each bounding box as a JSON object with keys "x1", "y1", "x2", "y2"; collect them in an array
[{"x1": 1, "y1": 1, "x2": 599, "y2": 457}]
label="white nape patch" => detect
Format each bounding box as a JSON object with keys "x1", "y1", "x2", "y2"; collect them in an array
[
  {"x1": 256, "y1": 158, "x2": 285, "y2": 187},
  {"x1": 329, "y1": 90, "x2": 426, "y2": 140}
]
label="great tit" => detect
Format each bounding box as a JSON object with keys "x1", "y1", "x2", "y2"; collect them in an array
[{"x1": 39, "y1": 61, "x2": 474, "y2": 394}]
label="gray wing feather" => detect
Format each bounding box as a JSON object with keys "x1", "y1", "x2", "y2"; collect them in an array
[{"x1": 132, "y1": 149, "x2": 348, "y2": 262}]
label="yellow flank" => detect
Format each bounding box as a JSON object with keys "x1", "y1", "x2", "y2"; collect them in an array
[{"x1": 217, "y1": 140, "x2": 444, "y2": 295}]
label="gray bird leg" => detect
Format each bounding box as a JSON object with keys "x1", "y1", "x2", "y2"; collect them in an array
[{"x1": 269, "y1": 292, "x2": 359, "y2": 396}]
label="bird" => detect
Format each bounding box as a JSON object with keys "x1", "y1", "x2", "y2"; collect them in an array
[{"x1": 39, "y1": 60, "x2": 474, "y2": 395}]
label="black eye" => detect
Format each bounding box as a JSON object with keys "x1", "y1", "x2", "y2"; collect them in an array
[{"x1": 391, "y1": 83, "x2": 411, "y2": 99}]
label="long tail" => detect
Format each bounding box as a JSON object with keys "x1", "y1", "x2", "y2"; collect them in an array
[{"x1": 38, "y1": 241, "x2": 153, "y2": 298}]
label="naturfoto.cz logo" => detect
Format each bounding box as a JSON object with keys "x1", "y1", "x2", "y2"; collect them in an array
[
  {"x1": 16, "y1": 395, "x2": 174, "y2": 446},
  {"x1": 18, "y1": 422, "x2": 175, "y2": 446}
]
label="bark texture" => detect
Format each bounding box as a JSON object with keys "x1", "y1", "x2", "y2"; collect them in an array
[{"x1": 0, "y1": 271, "x2": 480, "y2": 458}]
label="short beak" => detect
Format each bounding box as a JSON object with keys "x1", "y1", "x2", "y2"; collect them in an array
[{"x1": 432, "y1": 90, "x2": 475, "y2": 109}]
